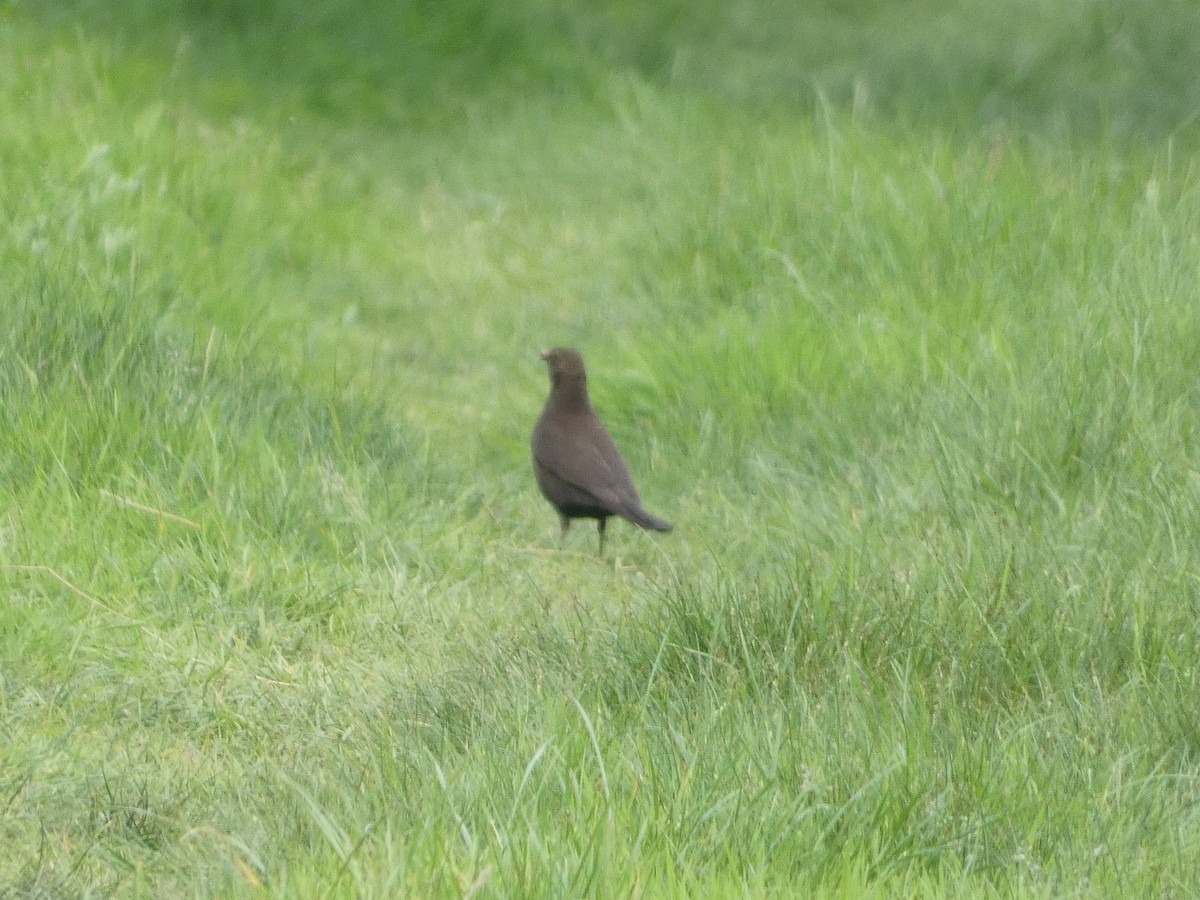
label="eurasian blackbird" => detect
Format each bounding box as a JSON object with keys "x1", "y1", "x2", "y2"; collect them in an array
[{"x1": 532, "y1": 347, "x2": 672, "y2": 552}]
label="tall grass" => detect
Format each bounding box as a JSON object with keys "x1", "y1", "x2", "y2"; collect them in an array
[{"x1": 3, "y1": 0, "x2": 1200, "y2": 896}]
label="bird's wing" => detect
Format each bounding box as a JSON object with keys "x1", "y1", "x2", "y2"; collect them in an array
[{"x1": 533, "y1": 414, "x2": 640, "y2": 512}]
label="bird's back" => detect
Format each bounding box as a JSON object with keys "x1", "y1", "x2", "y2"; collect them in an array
[{"x1": 532, "y1": 404, "x2": 640, "y2": 517}]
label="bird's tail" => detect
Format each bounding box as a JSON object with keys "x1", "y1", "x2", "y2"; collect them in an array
[{"x1": 622, "y1": 505, "x2": 673, "y2": 532}]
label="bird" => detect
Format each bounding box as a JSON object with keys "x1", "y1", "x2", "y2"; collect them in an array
[{"x1": 532, "y1": 347, "x2": 672, "y2": 553}]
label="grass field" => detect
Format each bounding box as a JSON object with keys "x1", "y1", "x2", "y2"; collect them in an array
[{"x1": 4, "y1": 1, "x2": 1200, "y2": 896}]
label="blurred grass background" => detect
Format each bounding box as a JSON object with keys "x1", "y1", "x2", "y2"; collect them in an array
[{"x1": 4, "y1": 0, "x2": 1200, "y2": 896}]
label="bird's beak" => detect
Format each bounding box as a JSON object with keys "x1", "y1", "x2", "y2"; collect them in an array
[{"x1": 540, "y1": 349, "x2": 551, "y2": 361}]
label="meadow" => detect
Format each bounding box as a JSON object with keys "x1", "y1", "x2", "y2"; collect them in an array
[{"x1": 4, "y1": 1, "x2": 1200, "y2": 895}]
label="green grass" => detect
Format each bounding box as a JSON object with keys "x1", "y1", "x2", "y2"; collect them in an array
[{"x1": 4, "y1": 0, "x2": 1200, "y2": 896}]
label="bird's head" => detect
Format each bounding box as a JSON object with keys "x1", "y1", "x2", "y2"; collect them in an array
[{"x1": 541, "y1": 347, "x2": 587, "y2": 386}]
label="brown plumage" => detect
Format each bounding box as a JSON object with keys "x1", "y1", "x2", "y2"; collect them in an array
[{"x1": 532, "y1": 347, "x2": 672, "y2": 553}]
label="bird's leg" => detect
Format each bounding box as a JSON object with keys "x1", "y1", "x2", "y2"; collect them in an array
[
  {"x1": 597, "y1": 517, "x2": 607, "y2": 555},
  {"x1": 558, "y1": 515, "x2": 570, "y2": 547}
]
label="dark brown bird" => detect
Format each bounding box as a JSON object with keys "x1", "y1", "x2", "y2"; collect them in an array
[{"x1": 532, "y1": 347, "x2": 672, "y2": 553}]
